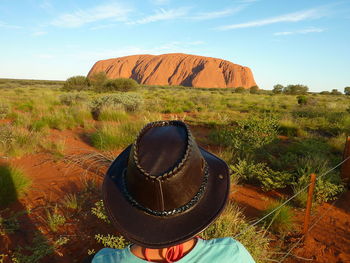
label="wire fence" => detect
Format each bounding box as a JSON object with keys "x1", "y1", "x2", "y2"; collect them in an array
[
  {"x1": 234, "y1": 155, "x2": 350, "y2": 239},
  {"x1": 232, "y1": 155, "x2": 350, "y2": 261},
  {"x1": 278, "y1": 198, "x2": 339, "y2": 262}
]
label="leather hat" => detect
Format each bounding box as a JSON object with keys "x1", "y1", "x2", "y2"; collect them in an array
[{"x1": 102, "y1": 120, "x2": 230, "y2": 248}]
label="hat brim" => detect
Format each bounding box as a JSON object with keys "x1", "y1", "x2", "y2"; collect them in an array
[{"x1": 102, "y1": 145, "x2": 230, "y2": 248}]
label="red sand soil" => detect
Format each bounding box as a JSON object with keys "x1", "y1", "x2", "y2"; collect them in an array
[{"x1": 1, "y1": 127, "x2": 350, "y2": 262}]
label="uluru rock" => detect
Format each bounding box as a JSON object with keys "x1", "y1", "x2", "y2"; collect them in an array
[{"x1": 87, "y1": 53, "x2": 257, "y2": 88}]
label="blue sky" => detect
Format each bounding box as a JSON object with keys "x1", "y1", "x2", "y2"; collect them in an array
[{"x1": 0, "y1": 0, "x2": 349, "y2": 91}]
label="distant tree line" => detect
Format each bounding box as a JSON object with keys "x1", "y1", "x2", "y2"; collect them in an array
[
  {"x1": 62, "y1": 72, "x2": 139, "y2": 92},
  {"x1": 272, "y1": 84, "x2": 308, "y2": 95},
  {"x1": 273, "y1": 84, "x2": 350, "y2": 95}
]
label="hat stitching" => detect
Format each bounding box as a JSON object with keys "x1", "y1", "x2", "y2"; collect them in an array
[
  {"x1": 133, "y1": 121, "x2": 193, "y2": 180},
  {"x1": 120, "y1": 162, "x2": 209, "y2": 217}
]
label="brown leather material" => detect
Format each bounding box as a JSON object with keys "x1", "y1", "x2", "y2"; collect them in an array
[{"x1": 103, "y1": 121, "x2": 230, "y2": 248}]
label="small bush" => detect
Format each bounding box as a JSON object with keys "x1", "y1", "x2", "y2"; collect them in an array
[
  {"x1": 90, "y1": 93, "x2": 143, "y2": 120},
  {"x1": 95, "y1": 234, "x2": 128, "y2": 249},
  {"x1": 62, "y1": 76, "x2": 90, "y2": 91},
  {"x1": 89, "y1": 72, "x2": 108, "y2": 91},
  {"x1": 250, "y1": 86, "x2": 259, "y2": 94},
  {"x1": 297, "y1": 95, "x2": 308, "y2": 105},
  {"x1": 91, "y1": 200, "x2": 110, "y2": 224},
  {"x1": 261, "y1": 201, "x2": 295, "y2": 234},
  {"x1": 98, "y1": 78, "x2": 138, "y2": 92},
  {"x1": 297, "y1": 172, "x2": 345, "y2": 203},
  {"x1": 234, "y1": 87, "x2": 247, "y2": 93},
  {"x1": 0, "y1": 165, "x2": 31, "y2": 206},
  {"x1": 210, "y1": 115, "x2": 279, "y2": 160},
  {"x1": 230, "y1": 159, "x2": 292, "y2": 191}
]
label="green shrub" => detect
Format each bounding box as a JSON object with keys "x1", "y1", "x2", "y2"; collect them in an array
[
  {"x1": 261, "y1": 201, "x2": 295, "y2": 234},
  {"x1": 91, "y1": 200, "x2": 110, "y2": 224},
  {"x1": 230, "y1": 159, "x2": 292, "y2": 191},
  {"x1": 99, "y1": 78, "x2": 138, "y2": 92},
  {"x1": 62, "y1": 76, "x2": 90, "y2": 91},
  {"x1": 0, "y1": 165, "x2": 31, "y2": 206},
  {"x1": 297, "y1": 95, "x2": 308, "y2": 105},
  {"x1": 344, "y1": 86, "x2": 350, "y2": 95},
  {"x1": 89, "y1": 72, "x2": 108, "y2": 90},
  {"x1": 210, "y1": 115, "x2": 279, "y2": 160},
  {"x1": 272, "y1": 84, "x2": 283, "y2": 94},
  {"x1": 296, "y1": 172, "x2": 345, "y2": 203},
  {"x1": 90, "y1": 93, "x2": 143, "y2": 120},
  {"x1": 95, "y1": 234, "x2": 128, "y2": 249},
  {"x1": 250, "y1": 86, "x2": 259, "y2": 94},
  {"x1": 202, "y1": 201, "x2": 272, "y2": 263},
  {"x1": 283, "y1": 84, "x2": 308, "y2": 95},
  {"x1": 234, "y1": 87, "x2": 247, "y2": 93}
]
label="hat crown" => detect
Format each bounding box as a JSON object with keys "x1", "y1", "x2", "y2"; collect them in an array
[
  {"x1": 125, "y1": 121, "x2": 207, "y2": 215},
  {"x1": 135, "y1": 123, "x2": 188, "y2": 177}
]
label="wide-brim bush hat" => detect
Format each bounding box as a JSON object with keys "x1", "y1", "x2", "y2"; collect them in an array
[{"x1": 102, "y1": 120, "x2": 230, "y2": 248}]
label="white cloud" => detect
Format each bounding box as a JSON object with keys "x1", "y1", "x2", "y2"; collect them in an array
[
  {"x1": 128, "y1": 7, "x2": 190, "y2": 25},
  {"x1": 274, "y1": 27, "x2": 325, "y2": 36},
  {"x1": 299, "y1": 28, "x2": 324, "y2": 34},
  {"x1": 52, "y1": 3, "x2": 132, "y2": 28},
  {"x1": 0, "y1": 21, "x2": 22, "y2": 29},
  {"x1": 216, "y1": 7, "x2": 327, "y2": 30},
  {"x1": 191, "y1": 6, "x2": 245, "y2": 20},
  {"x1": 33, "y1": 31, "x2": 47, "y2": 36},
  {"x1": 72, "y1": 41, "x2": 205, "y2": 61}
]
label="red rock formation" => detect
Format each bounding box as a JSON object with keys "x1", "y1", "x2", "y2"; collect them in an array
[{"x1": 88, "y1": 53, "x2": 257, "y2": 88}]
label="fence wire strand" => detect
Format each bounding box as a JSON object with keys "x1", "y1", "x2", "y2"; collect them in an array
[
  {"x1": 278, "y1": 198, "x2": 339, "y2": 262},
  {"x1": 233, "y1": 155, "x2": 350, "y2": 239}
]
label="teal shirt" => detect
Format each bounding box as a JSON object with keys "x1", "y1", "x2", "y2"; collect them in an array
[{"x1": 92, "y1": 237, "x2": 256, "y2": 263}]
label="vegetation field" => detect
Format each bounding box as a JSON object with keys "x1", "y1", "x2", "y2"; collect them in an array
[{"x1": 0, "y1": 78, "x2": 349, "y2": 262}]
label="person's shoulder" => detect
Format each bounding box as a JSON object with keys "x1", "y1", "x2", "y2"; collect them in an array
[
  {"x1": 201, "y1": 237, "x2": 256, "y2": 263},
  {"x1": 91, "y1": 248, "x2": 126, "y2": 263}
]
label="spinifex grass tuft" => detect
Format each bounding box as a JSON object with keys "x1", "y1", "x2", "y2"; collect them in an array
[
  {"x1": 46, "y1": 205, "x2": 66, "y2": 232},
  {"x1": 261, "y1": 200, "x2": 295, "y2": 235},
  {"x1": 0, "y1": 165, "x2": 31, "y2": 206},
  {"x1": 90, "y1": 121, "x2": 145, "y2": 150}
]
